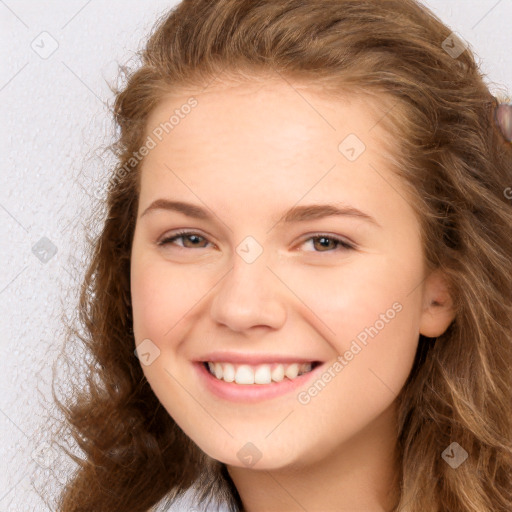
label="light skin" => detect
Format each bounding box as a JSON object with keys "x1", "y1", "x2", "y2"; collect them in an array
[{"x1": 130, "y1": 75, "x2": 455, "y2": 512}]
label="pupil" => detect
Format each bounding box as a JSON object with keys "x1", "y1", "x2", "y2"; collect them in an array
[
  {"x1": 316, "y1": 237, "x2": 334, "y2": 250},
  {"x1": 185, "y1": 234, "x2": 203, "y2": 247}
]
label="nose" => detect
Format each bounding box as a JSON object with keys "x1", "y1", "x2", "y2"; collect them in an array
[{"x1": 209, "y1": 251, "x2": 287, "y2": 333}]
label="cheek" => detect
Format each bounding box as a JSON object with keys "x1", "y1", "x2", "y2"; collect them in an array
[
  {"x1": 286, "y1": 254, "x2": 419, "y2": 332},
  {"x1": 288, "y1": 262, "x2": 421, "y2": 454},
  {"x1": 284, "y1": 255, "x2": 422, "y2": 388},
  {"x1": 131, "y1": 258, "x2": 204, "y2": 339},
  {"x1": 130, "y1": 259, "x2": 203, "y2": 405}
]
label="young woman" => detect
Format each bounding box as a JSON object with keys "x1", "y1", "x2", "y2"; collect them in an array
[{"x1": 50, "y1": 0, "x2": 512, "y2": 510}]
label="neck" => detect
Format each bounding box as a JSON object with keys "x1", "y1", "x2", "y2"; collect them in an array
[{"x1": 226, "y1": 401, "x2": 401, "y2": 512}]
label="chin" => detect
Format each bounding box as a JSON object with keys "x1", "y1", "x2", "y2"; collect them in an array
[{"x1": 196, "y1": 436, "x2": 302, "y2": 471}]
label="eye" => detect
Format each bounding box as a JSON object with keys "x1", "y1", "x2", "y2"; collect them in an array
[
  {"x1": 157, "y1": 230, "x2": 212, "y2": 249},
  {"x1": 298, "y1": 233, "x2": 355, "y2": 253},
  {"x1": 157, "y1": 230, "x2": 355, "y2": 253}
]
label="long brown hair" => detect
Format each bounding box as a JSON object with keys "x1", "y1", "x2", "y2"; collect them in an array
[{"x1": 43, "y1": 1, "x2": 512, "y2": 510}]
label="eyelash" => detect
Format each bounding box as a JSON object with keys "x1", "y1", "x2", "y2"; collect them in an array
[{"x1": 157, "y1": 230, "x2": 356, "y2": 253}]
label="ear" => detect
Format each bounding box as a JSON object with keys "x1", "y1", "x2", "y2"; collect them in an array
[{"x1": 418, "y1": 269, "x2": 456, "y2": 338}]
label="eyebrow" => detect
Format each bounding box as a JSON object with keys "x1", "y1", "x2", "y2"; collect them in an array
[{"x1": 139, "y1": 199, "x2": 381, "y2": 227}]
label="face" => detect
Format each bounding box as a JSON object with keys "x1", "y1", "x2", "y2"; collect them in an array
[{"x1": 130, "y1": 77, "x2": 454, "y2": 470}]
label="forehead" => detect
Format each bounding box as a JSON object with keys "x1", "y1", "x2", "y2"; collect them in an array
[
  {"x1": 142, "y1": 78, "x2": 400, "y2": 172},
  {"x1": 137, "y1": 78, "x2": 413, "y2": 224}
]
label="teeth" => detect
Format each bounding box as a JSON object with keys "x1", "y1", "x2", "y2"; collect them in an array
[
  {"x1": 235, "y1": 365, "x2": 254, "y2": 384},
  {"x1": 271, "y1": 364, "x2": 285, "y2": 382},
  {"x1": 285, "y1": 363, "x2": 299, "y2": 380},
  {"x1": 206, "y1": 361, "x2": 314, "y2": 384},
  {"x1": 254, "y1": 364, "x2": 272, "y2": 384},
  {"x1": 222, "y1": 363, "x2": 235, "y2": 382}
]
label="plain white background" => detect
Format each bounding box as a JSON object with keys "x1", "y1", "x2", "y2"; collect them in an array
[{"x1": 1, "y1": 1, "x2": 510, "y2": 510}]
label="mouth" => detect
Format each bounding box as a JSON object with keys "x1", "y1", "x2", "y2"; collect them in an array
[
  {"x1": 202, "y1": 360, "x2": 323, "y2": 384},
  {"x1": 195, "y1": 359, "x2": 326, "y2": 403}
]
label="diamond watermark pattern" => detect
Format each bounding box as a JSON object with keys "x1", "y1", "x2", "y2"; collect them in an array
[
  {"x1": 31, "y1": 31, "x2": 59, "y2": 60},
  {"x1": 236, "y1": 236, "x2": 263, "y2": 264},
  {"x1": 32, "y1": 237, "x2": 58, "y2": 264},
  {"x1": 441, "y1": 32, "x2": 468, "y2": 59},
  {"x1": 441, "y1": 442, "x2": 468, "y2": 469},
  {"x1": 31, "y1": 442, "x2": 58, "y2": 469},
  {"x1": 338, "y1": 134, "x2": 366, "y2": 162},
  {"x1": 134, "y1": 338, "x2": 161, "y2": 366},
  {"x1": 237, "y1": 442, "x2": 262, "y2": 468}
]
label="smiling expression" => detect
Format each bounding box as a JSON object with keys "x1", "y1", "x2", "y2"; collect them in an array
[{"x1": 130, "y1": 76, "x2": 454, "y2": 469}]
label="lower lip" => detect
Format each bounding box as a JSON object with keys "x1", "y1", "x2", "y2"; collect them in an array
[{"x1": 194, "y1": 361, "x2": 325, "y2": 403}]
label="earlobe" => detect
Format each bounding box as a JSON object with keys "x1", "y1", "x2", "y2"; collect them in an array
[{"x1": 418, "y1": 269, "x2": 456, "y2": 338}]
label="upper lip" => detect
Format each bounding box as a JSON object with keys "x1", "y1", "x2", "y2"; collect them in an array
[{"x1": 197, "y1": 352, "x2": 323, "y2": 365}]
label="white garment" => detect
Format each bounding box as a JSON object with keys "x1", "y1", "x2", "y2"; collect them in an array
[{"x1": 152, "y1": 485, "x2": 232, "y2": 512}]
